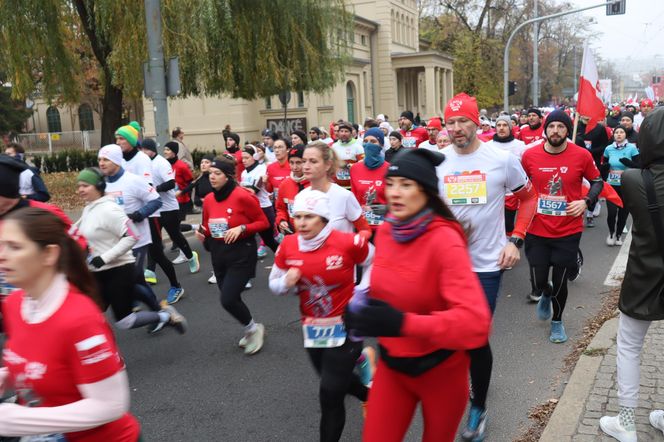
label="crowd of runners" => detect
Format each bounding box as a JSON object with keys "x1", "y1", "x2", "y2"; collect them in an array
[{"x1": 0, "y1": 94, "x2": 663, "y2": 442}]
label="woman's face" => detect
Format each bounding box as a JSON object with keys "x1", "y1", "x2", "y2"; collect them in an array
[
  {"x1": 294, "y1": 213, "x2": 326, "y2": 240},
  {"x1": 385, "y1": 176, "x2": 428, "y2": 220},
  {"x1": 200, "y1": 158, "x2": 212, "y2": 172},
  {"x1": 273, "y1": 141, "x2": 288, "y2": 161},
  {"x1": 77, "y1": 181, "x2": 102, "y2": 203},
  {"x1": 614, "y1": 128, "x2": 627, "y2": 143},
  {"x1": 303, "y1": 148, "x2": 330, "y2": 181},
  {"x1": 436, "y1": 133, "x2": 451, "y2": 150},
  {"x1": 291, "y1": 134, "x2": 305, "y2": 146},
  {"x1": 208, "y1": 167, "x2": 229, "y2": 190},
  {"x1": 241, "y1": 151, "x2": 255, "y2": 168},
  {"x1": 0, "y1": 220, "x2": 58, "y2": 288},
  {"x1": 389, "y1": 136, "x2": 401, "y2": 149},
  {"x1": 255, "y1": 149, "x2": 266, "y2": 162},
  {"x1": 163, "y1": 147, "x2": 176, "y2": 159},
  {"x1": 289, "y1": 157, "x2": 304, "y2": 177}
]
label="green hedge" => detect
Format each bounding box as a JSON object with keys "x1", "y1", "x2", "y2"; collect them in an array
[
  {"x1": 32, "y1": 149, "x2": 100, "y2": 173},
  {"x1": 191, "y1": 148, "x2": 219, "y2": 169}
]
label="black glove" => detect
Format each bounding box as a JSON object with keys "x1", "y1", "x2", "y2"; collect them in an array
[
  {"x1": 90, "y1": 256, "x2": 105, "y2": 269},
  {"x1": 127, "y1": 211, "x2": 144, "y2": 222},
  {"x1": 599, "y1": 162, "x2": 610, "y2": 181},
  {"x1": 619, "y1": 157, "x2": 640, "y2": 169},
  {"x1": 344, "y1": 298, "x2": 404, "y2": 337}
]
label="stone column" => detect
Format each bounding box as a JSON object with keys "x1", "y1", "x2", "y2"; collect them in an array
[{"x1": 425, "y1": 66, "x2": 436, "y2": 119}]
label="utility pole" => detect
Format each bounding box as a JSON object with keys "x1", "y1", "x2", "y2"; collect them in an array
[
  {"x1": 532, "y1": 0, "x2": 539, "y2": 106},
  {"x1": 144, "y1": 0, "x2": 170, "y2": 150}
]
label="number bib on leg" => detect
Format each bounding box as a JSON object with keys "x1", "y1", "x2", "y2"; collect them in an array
[
  {"x1": 443, "y1": 174, "x2": 488, "y2": 205},
  {"x1": 537, "y1": 194, "x2": 567, "y2": 216},
  {"x1": 302, "y1": 316, "x2": 346, "y2": 348}
]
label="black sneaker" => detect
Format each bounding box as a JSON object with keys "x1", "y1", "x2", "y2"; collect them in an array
[{"x1": 586, "y1": 217, "x2": 595, "y2": 228}]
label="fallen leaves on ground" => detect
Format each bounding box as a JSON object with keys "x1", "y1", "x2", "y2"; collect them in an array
[{"x1": 43, "y1": 172, "x2": 82, "y2": 211}]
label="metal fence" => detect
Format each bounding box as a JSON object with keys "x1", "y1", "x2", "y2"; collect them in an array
[{"x1": 13, "y1": 131, "x2": 101, "y2": 154}]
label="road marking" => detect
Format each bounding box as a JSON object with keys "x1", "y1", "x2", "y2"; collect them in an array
[{"x1": 604, "y1": 230, "x2": 632, "y2": 287}]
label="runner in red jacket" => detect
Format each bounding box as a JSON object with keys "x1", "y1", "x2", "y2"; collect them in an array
[
  {"x1": 398, "y1": 110, "x2": 429, "y2": 149},
  {"x1": 345, "y1": 149, "x2": 491, "y2": 442},
  {"x1": 275, "y1": 144, "x2": 309, "y2": 234},
  {"x1": 518, "y1": 108, "x2": 545, "y2": 144}
]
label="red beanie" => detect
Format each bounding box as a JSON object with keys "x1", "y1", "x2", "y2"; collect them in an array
[
  {"x1": 444, "y1": 93, "x2": 480, "y2": 126},
  {"x1": 641, "y1": 98, "x2": 653, "y2": 108},
  {"x1": 426, "y1": 117, "x2": 443, "y2": 131}
]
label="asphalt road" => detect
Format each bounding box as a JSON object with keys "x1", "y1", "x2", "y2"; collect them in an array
[{"x1": 3, "y1": 206, "x2": 625, "y2": 441}]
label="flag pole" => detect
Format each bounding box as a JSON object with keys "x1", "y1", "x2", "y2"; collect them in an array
[{"x1": 572, "y1": 112, "x2": 580, "y2": 143}]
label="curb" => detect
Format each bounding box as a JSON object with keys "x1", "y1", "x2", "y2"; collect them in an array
[{"x1": 539, "y1": 316, "x2": 619, "y2": 441}]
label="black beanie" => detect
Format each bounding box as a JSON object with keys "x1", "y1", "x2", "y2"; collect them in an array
[
  {"x1": 164, "y1": 141, "x2": 180, "y2": 155},
  {"x1": 141, "y1": 138, "x2": 158, "y2": 153},
  {"x1": 291, "y1": 130, "x2": 308, "y2": 144},
  {"x1": 400, "y1": 110, "x2": 414, "y2": 122},
  {"x1": 202, "y1": 153, "x2": 215, "y2": 162},
  {"x1": 309, "y1": 127, "x2": 322, "y2": 136},
  {"x1": 0, "y1": 154, "x2": 27, "y2": 198},
  {"x1": 527, "y1": 107, "x2": 543, "y2": 118},
  {"x1": 386, "y1": 149, "x2": 445, "y2": 194},
  {"x1": 621, "y1": 111, "x2": 634, "y2": 122},
  {"x1": 544, "y1": 109, "x2": 573, "y2": 137},
  {"x1": 288, "y1": 144, "x2": 305, "y2": 159},
  {"x1": 389, "y1": 131, "x2": 403, "y2": 141},
  {"x1": 226, "y1": 132, "x2": 240, "y2": 146},
  {"x1": 211, "y1": 157, "x2": 236, "y2": 178}
]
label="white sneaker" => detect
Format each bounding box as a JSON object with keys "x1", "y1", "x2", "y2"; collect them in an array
[
  {"x1": 606, "y1": 234, "x2": 616, "y2": 246},
  {"x1": 650, "y1": 410, "x2": 664, "y2": 433},
  {"x1": 244, "y1": 280, "x2": 253, "y2": 290},
  {"x1": 208, "y1": 273, "x2": 217, "y2": 284},
  {"x1": 172, "y1": 250, "x2": 187, "y2": 264},
  {"x1": 616, "y1": 235, "x2": 624, "y2": 246},
  {"x1": 244, "y1": 323, "x2": 265, "y2": 355},
  {"x1": 599, "y1": 415, "x2": 637, "y2": 442}
]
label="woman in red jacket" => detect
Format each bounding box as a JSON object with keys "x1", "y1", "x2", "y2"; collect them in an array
[
  {"x1": 269, "y1": 190, "x2": 374, "y2": 442},
  {"x1": 345, "y1": 149, "x2": 492, "y2": 442},
  {"x1": 0, "y1": 207, "x2": 141, "y2": 441},
  {"x1": 196, "y1": 156, "x2": 269, "y2": 355},
  {"x1": 275, "y1": 143, "x2": 309, "y2": 235}
]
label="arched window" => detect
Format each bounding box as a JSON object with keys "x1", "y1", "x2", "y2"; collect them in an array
[
  {"x1": 46, "y1": 106, "x2": 62, "y2": 133},
  {"x1": 346, "y1": 81, "x2": 356, "y2": 124},
  {"x1": 401, "y1": 14, "x2": 406, "y2": 44},
  {"x1": 391, "y1": 10, "x2": 395, "y2": 40},
  {"x1": 78, "y1": 103, "x2": 94, "y2": 131}
]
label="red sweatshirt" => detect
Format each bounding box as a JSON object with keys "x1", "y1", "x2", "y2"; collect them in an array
[
  {"x1": 399, "y1": 126, "x2": 429, "y2": 149},
  {"x1": 370, "y1": 217, "x2": 491, "y2": 358},
  {"x1": 171, "y1": 159, "x2": 193, "y2": 204},
  {"x1": 201, "y1": 186, "x2": 269, "y2": 242},
  {"x1": 275, "y1": 177, "x2": 310, "y2": 230},
  {"x1": 229, "y1": 149, "x2": 244, "y2": 179},
  {"x1": 518, "y1": 124, "x2": 544, "y2": 145},
  {"x1": 266, "y1": 160, "x2": 291, "y2": 195},
  {"x1": 349, "y1": 161, "x2": 389, "y2": 230}
]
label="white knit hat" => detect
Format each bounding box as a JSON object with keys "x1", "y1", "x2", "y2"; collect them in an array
[
  {"x1": 292, "y1": 190, "x2": 331, "y2": 220},
  {"x1": 98, "y1": 144, "x2": 123, "y2": 166}
]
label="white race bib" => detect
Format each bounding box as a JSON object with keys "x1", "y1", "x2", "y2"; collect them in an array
[
  {"x1": 302, "y1": 316, "x2": 346, "y2": 348},
  {"x1": 537, "y1": 194, "x2": 568, "y2": 216},
  {"x1": 208, "y1": 218, "x2": 229, "y2": 238},
  {"x1": 443, "y1": 173, "x2": 488, "y2": 205}
]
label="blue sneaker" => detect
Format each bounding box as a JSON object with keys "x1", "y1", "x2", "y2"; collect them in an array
[
  {"x1": 144, "y1": 269, "x2": 157, "y2": 285},
  {"x1": 357, "y1": 347, "x2": 376, "y2": 387},
  {"x1": 461, "y1": 406, "x2": 487, "y2": 441},
  {"x1": 550, "y1": 320, "x2": 568, "y2": 343},
  {"x1": 537, "y1": 295, "x2": 552, "y2": 321},
  {"x1": 167, "y1": 287, "x2": 185, "y2": 304},
  {"x1": 188, "y1": 251, "x2": 200, "y2": 274},
  {"x1": 257, "y1": 245, "x2": 268, "y2": 259}
]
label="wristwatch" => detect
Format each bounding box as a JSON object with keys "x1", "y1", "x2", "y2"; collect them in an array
[
  {"x1": 240, "y1": 224, "x2": 247, "y2": 233},
  {"x1": 509, "y1": 236, "x2": 524, "y2": 249}
]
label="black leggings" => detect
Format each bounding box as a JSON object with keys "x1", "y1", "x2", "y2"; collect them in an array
[
  {"x1": 147, "y1": 216, "x2": 181, "y2": 288},
  {"x1": 132, "y1": 245, "x2": 161, "y2": 312},
  {"x1": 306, "y1": 340, "x2": 368, "y2": 442},
  {"x1": 258, "y1": 206, "x2": 279, "y2": 253},
  {"x1": 469, "y1": 345, "x2": 492, "y2": 409},
  {"x1": 210, "y1": 238, "x2": 258, "y2": 326},
  {"x1": 606, "y1": 185, "x2": 628, "y2": 236},
  {"x1": 532, "y1": 266, "x2": 570, "y2": 321}
]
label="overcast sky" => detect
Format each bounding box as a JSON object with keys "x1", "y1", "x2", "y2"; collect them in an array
[{"x1": 573, "y1": 0, "x2": 664, "y2": 67}]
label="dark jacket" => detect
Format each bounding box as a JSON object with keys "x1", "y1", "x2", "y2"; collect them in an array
[
  {"x1": 575, "y1": 121, "x2": 610, "y2": 168},
  {"x1": 619, "y1": 107, "x2": 664, "y2": 320},
  {"x1": 607, "y1": 114, "x2": 621, "y2": 129}
]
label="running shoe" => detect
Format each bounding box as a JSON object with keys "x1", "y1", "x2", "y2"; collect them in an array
[
  {"x1": 606, "y1": 234, "x2": 616, "y2": 246},
  {"x1": 162, "y1": 304, "x2": 188, "y2": 335},
  {"x1": 257, "y1": 245, "x2": 268, "y2": 259},
  {"x1": 147, "y1": 317, "x2": 168, "y2": 334},
  {"x1": 144, "y1": 269, "x2": 157, "y2": 285},
  {"x1": 358, "y1": 347, "x2": 376, "y2": 387},
  {"x1": 537, "y1": 295, "x2": 552, "y2": 321},
  {"x1": 244, "y1": 323, "x2": 265, "y2": 355},
  {"x1": 188, "y1": 251, "x2": 200, "y2": 273},
  {"x1": 599, "y1": 415, "x2": 636, "y2": 442},
  {"x1": 172, "y1": 250, "x2": 187, "y2": 264},
  {"x1": 568, "y1": 250, "x2": 583, "y2": 282},
  {"x1": 460, "y1": 406, "x2": 487, "y2": 441},
  {"x1": 650, "y1": 410, "x2": 664, "y2": 434},
  {"x1": 527, "y1": 289, "x2": 541, "y2": 303},
  {"x1": 616, "y1": 235, "x2": 624, "y2": 246},
  {"x1": 244, "y1": 280, "x2": 253, "y2": 290},
  {"x1": 238, "y1": 334, "x2": 249, "y2": 348},
  {"x1": 167, "y1": 287, "x2": 185, "y2": 304},
  {"x1": 208, "y1": 272, "x2": 217, "y2": 284},
  {"x1": 549, "y1": 321, "x2": 568, "y2": 343},
  {"x1": 585, "y1": 217, "x2": 595, "y2": 228}
]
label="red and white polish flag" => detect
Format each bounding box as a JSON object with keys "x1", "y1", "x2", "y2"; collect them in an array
[{"x1": 577, "y1": 44, "x2": 606, "y2": 133}]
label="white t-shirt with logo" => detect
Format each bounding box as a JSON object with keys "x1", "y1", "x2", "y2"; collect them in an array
[
  {"x1": 150, "y1": 155, "x2": 180, "y2": 214},
  {"x1": 298, "y1": 184, "x2": 363, "y2": 233},
  {"x1": 105, "y1": 170, "x2": 160, "y2": 249},
  {"x1": 417, "y1": 140, "x2": 438, "y2": 152},
  {"x1": 485, "y1": 138, "x2": 528, "y2": 159},
  {"x1": 123, "y1": 150, "x2": 153, "y2": 184},
  {"x1": 240, "y1": 163, "x2": 271, "y2": 208},
  {"x1": 436, "y1": 143, "x2": 528, "y2": 272}
]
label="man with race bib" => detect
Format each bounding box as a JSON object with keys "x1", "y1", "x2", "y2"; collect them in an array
[{"x1": 331, "y1": 121, "x2": 364, "y2": 189}]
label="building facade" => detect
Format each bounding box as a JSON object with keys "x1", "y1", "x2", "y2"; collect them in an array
[{"x1": 142, "y1": 0, "x2": 454, "y2": 150}]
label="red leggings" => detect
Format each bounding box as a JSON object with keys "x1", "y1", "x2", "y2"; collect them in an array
[{"x1": 362, "y1": 351, "x2": 469, "y2": 442}]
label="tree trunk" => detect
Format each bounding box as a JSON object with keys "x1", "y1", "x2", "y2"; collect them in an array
[{"x1": 100, "y1": 78, "x2": 123, "y2": 147}]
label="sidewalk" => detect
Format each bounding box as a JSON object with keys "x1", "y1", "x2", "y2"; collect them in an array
[{"x1": 541, "y1": 234, "x2": 664, "y2": 440}]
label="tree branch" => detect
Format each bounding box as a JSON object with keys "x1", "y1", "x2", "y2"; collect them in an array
[
  {"x1": 440, "y1": 0, "x2": 473, "y2": 32},
  {"x1": 73, "y1": 0, "x2": 110, "y2": 71}
]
